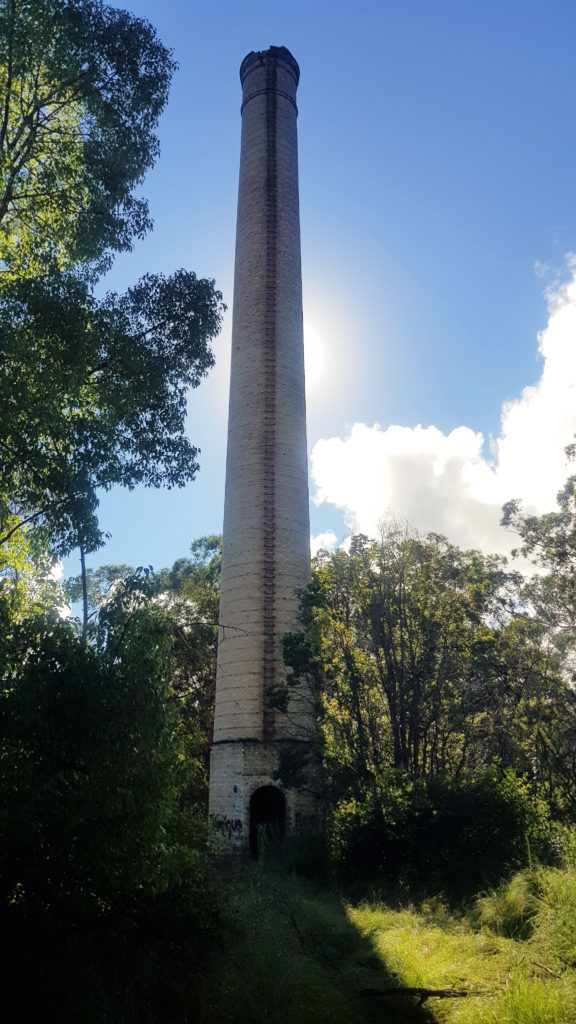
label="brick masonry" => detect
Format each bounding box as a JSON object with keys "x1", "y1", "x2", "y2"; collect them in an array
[{"x1": 208, "y1": 48, "x2": 321, "y2": 852}]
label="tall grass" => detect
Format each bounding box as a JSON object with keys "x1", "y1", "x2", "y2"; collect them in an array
[
  {"x1": 197, "y1": 858, "x2": 576, "y2": 1024},
  {"x1": 5, "y1": 854, "x2": 576, "y2": 1022},
  {"x1": 198, "y1": 865, "x2": 433, "y2": 1024},
  {"x1": 480, "y1": 979, "x2": 576, "y2": 1024},
  {"x1": 476, "y1": 869, "x2": 540, "y2": 938},
  {"x1": 349, "y1": 863, "x2": 576, "y2": 1024},
  {"x1": 534, "y1": 866, "x2": 576, "y2": 966}
]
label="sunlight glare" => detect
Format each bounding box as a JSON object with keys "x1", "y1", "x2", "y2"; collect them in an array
[{"x1": 304, "y1": 322, "x2": 325, "y2": 392}]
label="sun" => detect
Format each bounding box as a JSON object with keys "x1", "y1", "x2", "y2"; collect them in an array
[{"x1": 304, "y1": 323, "x2": 325, "y2": 392}]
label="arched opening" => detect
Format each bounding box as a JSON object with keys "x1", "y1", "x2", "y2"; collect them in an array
[{"x1": 249, "y1": 785, "x2": 286, "y2": 858}]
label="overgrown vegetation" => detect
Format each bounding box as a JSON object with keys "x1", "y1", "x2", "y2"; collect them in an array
[
  {"x1": 179, "y1": 861, "x2": 576, "y2": 1024},
  {"x1": 2, "y1": 1, "x2": 576, "y2": 1021},
  {"x1": 349, "y1": 858, "x2": 576, "y2": 1024},
  {"x1": 0, "y1": 2, "x2": 223, "y2": 1020},
  {"x1": 274, "y1": 510, "x2": 576, "y2": 899}
]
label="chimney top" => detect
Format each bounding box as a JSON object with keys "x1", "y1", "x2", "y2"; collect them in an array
[{"x1": 240, "y1": 46, "x2": 300, "y2": 87}]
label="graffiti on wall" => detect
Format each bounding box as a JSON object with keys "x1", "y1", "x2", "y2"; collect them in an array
[{"x1": 211, "y1": 814, "x2": 243, "y2": 839}]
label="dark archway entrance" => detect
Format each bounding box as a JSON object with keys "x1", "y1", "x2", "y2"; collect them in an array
[{"x1": 249, "y1": 786, "x2": 286, "y2": 857}]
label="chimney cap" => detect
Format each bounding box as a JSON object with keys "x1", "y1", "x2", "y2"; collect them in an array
[{"x1": 240, "y1": 46, "x2": 300, "y2": 87}]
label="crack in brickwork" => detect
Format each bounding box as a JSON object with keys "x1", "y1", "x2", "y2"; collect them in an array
[{"x1": 262, "y1": 59, "x2": 277, "y2": 743}]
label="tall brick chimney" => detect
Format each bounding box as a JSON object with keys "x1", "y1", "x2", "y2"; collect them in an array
[{"x1": 208, "y1": 47, "x2": 320, "y2": 854}]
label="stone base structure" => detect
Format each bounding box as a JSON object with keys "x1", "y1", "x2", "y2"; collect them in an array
[
  {"x1": 210, "y1": 740, "x2": 320, "y2": 855},
  {"x1": 208, "y1": 46, "x2": 321, "y2": 854}
]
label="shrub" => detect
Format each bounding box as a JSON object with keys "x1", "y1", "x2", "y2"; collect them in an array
[
  {"x1": 0, "y1": 604, "x2": 182, "y2": 909},
  {"x1": 330, "y1": 769, "x2": 551, "y2": 901},
  {"x1": 0, "y1": 592, "x2": 222, "y2": 1021}
]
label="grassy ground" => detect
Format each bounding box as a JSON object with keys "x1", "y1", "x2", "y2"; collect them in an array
[
  {"x1": 350, "y1": 897, "x2": 576, "y2": 1023},
  {"x1": 198, "y1": 865, "x2": 435, "y2": 1023},
  {"x1": 199, "y1": 863, "x2": 576, "y2": 1024},
  {"x1": 4, "y1": 859, "x2": 575, "y2": 1021}
]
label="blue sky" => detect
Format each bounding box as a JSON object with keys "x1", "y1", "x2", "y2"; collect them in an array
[{"x1": 64, "y1": 0, "x2": 576, "y2": 580}]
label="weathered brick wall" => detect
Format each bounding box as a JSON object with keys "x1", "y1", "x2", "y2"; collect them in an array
[
  {"x1": 210, "y1": 741, "x2": 321, "y2": 854},
  {"x1": 208, "y1": 48, "x2": 320, "y2": 850}
]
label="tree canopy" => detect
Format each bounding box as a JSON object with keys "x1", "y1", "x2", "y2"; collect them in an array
[
  {"x1": 65, "y1": 536, "x2": 222, "y2": 804},
  {"x1": 280, "y1": 521, "x2": 576, "y2": 819},
  {"x1": 0, "y1": 6, "x2": 224, "y2": 1015},
  {"x1": 0, "y1": 0, "x2": 225, "y2": 562},
  {"x1": 0, "y1": 0, "x2": 175, "y2": 276},
  {"x1": 0, "y1": 0, "x2": 224, "y2": 924},
  {"x1": 0, "y1": 268, "x2": 224, "y2": 554}
]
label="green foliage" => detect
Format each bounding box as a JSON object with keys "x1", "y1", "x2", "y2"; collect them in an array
[
  {"x1": 0, "y1": 514, "x2": 63, "y2": 618},
  {"x1": 2, "y1": 858, "x2": 222, "y2": 1023},
  {"x1": 502, "y1": 472, "x2": 576, "y2": 675},
  {"x1": 0, "y1": 269, "x2": 224, "y2": 554},
  {"x1": 500, "y1": 473, "x2": 576, "y2": 812},
  {"x1": 0, "y1": 0, "x2": 175, "y2": 276},
  {"x1": 502, "y1": 471, "x2": 576, "y2": 569},
  {"x1": 64, "y1": 561, "x2": 136, "y2": 619},
  {"x1": 283, "y1": 519, "x2": 576, "y2": 882},
  {"x1": 0, "y1": 5, "x2": 225, "y2": 1019},
  {"x1": 153, "y1": 535, "x2": 221, "y2": 808},
  {"x1": 0, "y1": 555, "x2": 222, "y2": 1022},
  {"x1": 0, "y1": 573, "x2": 192, "y2": 908},
  {"x1": 330, "y1": 769, "x2": 551, "y2": 901},
  {"x1": 549, "y1": 822, "x2": 576, "y2": 867},
  {"x1": 287, "y1": 526, "x2": 525, "y2": 796},
  {"x1": 0, "y1": 1, "x2": 225, "y2": 558},
  {"x1": 273, "y1": 741, "x2": 316, "y2": 791},
  {"x1": 64, "y1": 538, "x2": 221, "y2": 811}
]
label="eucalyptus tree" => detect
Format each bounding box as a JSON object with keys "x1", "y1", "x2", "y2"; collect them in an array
[
  {"x1": 0, "y1": 269, "x2": 224, "y2": 555},
  {"x1": 0, "y1": 0, "x2": 175, "y2": 276},
  {"x1": 0, "y1": 0, "x2": 225, "y2": 563},
  {"x1": 282, "y1": 527, "x2": 517, "y2": 790},
  {"x1": 501, "y1": 469, "x2": 576, "y2": 812},
  {"x1": 65, "y1": 537, "x2": 222, "y2": 806},
  {"x1": 502, "y1": 470, "x2": 576, "y2": 673},
  {"x1": 0, "y1": 0, "x2": 222, "y2": 961}
]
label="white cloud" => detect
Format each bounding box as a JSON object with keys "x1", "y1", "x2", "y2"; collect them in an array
[
  {"x1": 310, "y1": 529, "x2": 338, "y2": 556},
  {"x1": 311, "y1": 260, "x2": 576, "y2": 556},
  {"x1": 48, "y1": 558, "x2": 63, "y2": 581}
]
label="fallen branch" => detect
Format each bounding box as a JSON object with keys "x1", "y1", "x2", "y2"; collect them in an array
[
  {"x1": 272, "y1": 890, "x2": 307, "y2": 949},
  {"x1": 532, "y1": 960, "x2": 562, "y2": 979},
  {"x1": 360, "y1": 986, "x2": 484, "y2": 1001}
]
